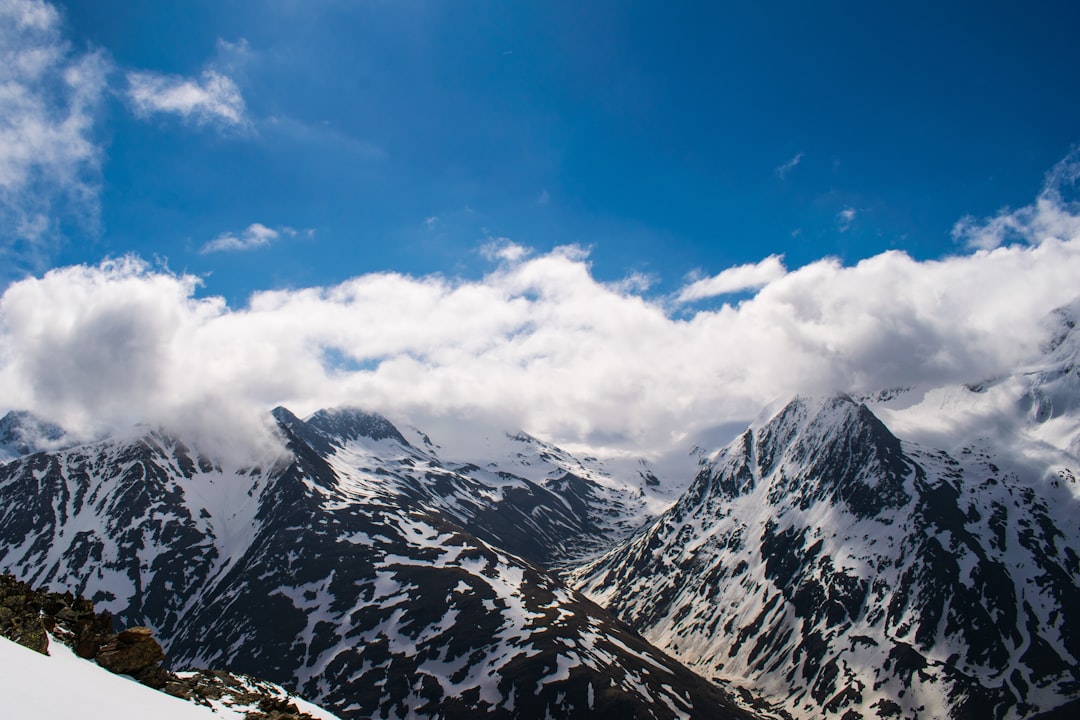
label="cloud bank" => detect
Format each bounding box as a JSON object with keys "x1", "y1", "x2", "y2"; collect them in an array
[{"x1": 2, "y1": 163, "x2": 1080, "y2": 464}]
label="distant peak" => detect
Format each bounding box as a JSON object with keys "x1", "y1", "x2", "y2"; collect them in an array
[
  {"x1": 305, "y1": 407, "x2": 411, "y2": 447},
  {"x1": 0, "y1": 410, "x2": 70, "y2": 459}
]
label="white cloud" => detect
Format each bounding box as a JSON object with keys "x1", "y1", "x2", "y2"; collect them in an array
[
  {"x1": 676, "y1": 255, "x2": 787, "y2": 303},
  {"x1": 537, "y1": 189, "x2": 550, "y2": 205},
  {"x1": 3, "y1": 156, "x2": 1080, "y2": 466},
  {"x1": 127, "y1": 68, "x2": 247, "y2": 127},
  {"x1": 201, "y1": 223, "x2": 291, "y2": 254},
  {"x1": 424, "y1": 216, "x2": 439, "y2": 229},
  {"x1": 775, "y1": 151, "x2": 804, "y2": 179},
  {"x1": 0, "y1": 0, "x2": 108, "y2": 258},
  {"x1": 952, "y1": 152, "x2": 1080, "y2": 250},
  {"x1": 479, "y1": 237, "x2": 530, "y2": 263},
  {"x1": 3, "y1": 172, "x2": 1080, "y2": 468},
  {"x1": 837, "y1": 206, "x2": 857, "y2": 232}
]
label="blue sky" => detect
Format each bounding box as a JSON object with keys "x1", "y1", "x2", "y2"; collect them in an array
[
  {"x1": 4, "y1": 0, "x2": 1080, "y2": 461},
  {"x1": 11, "y1": 0, "x2": 1080, "y2": 301}
]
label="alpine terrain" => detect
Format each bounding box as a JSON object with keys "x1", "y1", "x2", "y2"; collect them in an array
[
  {"x1": 572, "y1": 305, "x2": 1080, "y2": 719},
  {"x1": 3, "y1": 306, "x2": 1080, "y2": 719},
  {"x1": 0, "y1": 404, "x2": 754, "y2": 719}
]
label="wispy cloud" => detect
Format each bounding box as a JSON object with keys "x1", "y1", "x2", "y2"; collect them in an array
[
  {"x1": 837, "y1": 206, "x2": 857, "y2": 232},
  {"x1": 201, "y1": 223, "x2": 306, "y2": 253},
  {"x1": 127, "y1": 67, "x2": 247, "y2": 127},
  {"x1": 952, "y1": 151, "x2": 1080, "y2": 251},
  {"x1": 424, "y1": 216, "x2": 439, "y2": 230},
  {"x1": 676, "y1": 255, "x2": 788, "y2": 303},
  {"x1": 0, "y1": 0, "x2": 109, "y2": 260},
  {"x1": 775, "y1": 151, "x2": 804, "y2": 179}
]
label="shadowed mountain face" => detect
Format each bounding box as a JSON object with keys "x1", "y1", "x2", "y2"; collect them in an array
[
  {"x1": 572, "y1": 394, "x2": 1080, "y2": 719},
  {"x1": 0, "y1": 407, "x2": 758, "y2": 720}
]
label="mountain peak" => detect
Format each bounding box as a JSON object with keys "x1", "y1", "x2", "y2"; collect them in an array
[
  {"x1": 303, "y1": 407, "x2": 411, "y2": 447},
  {"x1": 696, "y1": 393, "x2": 910, "y2": 519}
]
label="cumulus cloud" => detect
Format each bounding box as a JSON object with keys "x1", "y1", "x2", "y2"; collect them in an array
[
  {"x1": 0, "y1": 0, "x2": 108, "y2": 259},
  {"x1": 201, "y1": 222, "x2": 299, "y2": 253},
  {"x1": 3, "y1": 166, "x2": 1080, "y2": 467},
  {"x1": 676, "y1": 255, "x2": 788, "y2": 303},
  {"x1": 127, "y1": 67, "x2": 247, "y2": 127}
]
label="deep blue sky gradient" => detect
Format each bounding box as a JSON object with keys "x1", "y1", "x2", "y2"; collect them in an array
[{"x1": 50, "y1": 0, "x2": 1080, "y2": 303}]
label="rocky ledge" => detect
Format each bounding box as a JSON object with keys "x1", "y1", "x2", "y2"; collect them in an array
[{"x1": 0, "y1": 573, "x2": 324, "y2": 720}]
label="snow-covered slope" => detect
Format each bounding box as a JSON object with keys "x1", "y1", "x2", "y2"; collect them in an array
[
  {"x1": 0, "y1": 407, "x2": 760, "y2": 719},
  {"x1": 279, "y1": 406, "x2": 665, "y2": 569},
  {"x1": 0, "y1": 634, "x2": 341, "y2": 720},
  {"x1": 1, "y1": 634, "x2": 230, "y2": 720},
  {"x1": 573, "y1": 351, "x2": 1080, "y2": 718}
]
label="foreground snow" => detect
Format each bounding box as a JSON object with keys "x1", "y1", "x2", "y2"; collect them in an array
[
  {"x1": 1, "y1": 635, "x2": 231, "y2": 720},
  {"x1": 0, "y1": 635, "x2": 340, "y2": 720}
]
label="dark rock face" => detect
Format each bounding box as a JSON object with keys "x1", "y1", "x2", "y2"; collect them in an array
[
  {"x1": 573, "y1": 395, "x2": 1080, "y2": 720},
  {"x1": 0, "y1": 412, "x2": 760, "y2": 720}
]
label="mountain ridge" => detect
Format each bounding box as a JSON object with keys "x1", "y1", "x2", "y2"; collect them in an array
[
  {"x1": 572, "y1": 391, "x2": 1080, "y2": 719},
  {"x1": 0, "y1": 404, "x2": 760, "y2": 719}
]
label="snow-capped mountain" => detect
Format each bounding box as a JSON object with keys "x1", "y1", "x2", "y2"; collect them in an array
[
  {"x1": 571, "y1": 310, "x2": 1080, "y2": 719},
  {"x1": 274, "y1": 406, "x2": 665, "y2": 569},
  {"x1": 6, "y1": 305, "x2": 1080, "y2": 718},
  {"x1": 0, "y1": 406, "x2": 757, "y2": 719}
]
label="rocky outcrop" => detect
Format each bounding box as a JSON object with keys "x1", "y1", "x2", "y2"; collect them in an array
[
  {"x1": 96, "y1": 626, "x2": 170, "y2": 687},
  {"x1": 166, "y1": 670, "x2": 324, "y2": 720},
  {"x1": 0, "y1": 573, "x2": 167, "y2": 687},
  {"x1": 0, "y1": 573, "x2": 323, "y2": 720}
]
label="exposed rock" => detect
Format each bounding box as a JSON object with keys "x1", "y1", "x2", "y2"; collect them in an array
[
  {"x1": 1, "y1": 573, "x2": 330, "y2": 719},
  {"x1": 165, "y1": 669, "x2": 321, "y2": 720},
  {"x1": 96, "y1": 626, "x2": 167, "y2": 683},
  {"x1": 0, "y1": 575, "x2": 48, "y2": 654},
  {"x1": 0, "y1": 573, "x2": 169, "y2": 686}
]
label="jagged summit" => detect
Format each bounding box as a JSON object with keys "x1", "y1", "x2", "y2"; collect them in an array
[
  {"x1": 699, "y1": 394, "x2": 911, "y2": 518},
  {"x1": 573, "y1": 392, "x2": 1080, "y2": 719},
  {"x1": 304, "y1": 406, "x2": 413, "y2": 446}
]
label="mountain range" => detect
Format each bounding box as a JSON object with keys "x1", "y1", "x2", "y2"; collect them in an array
[
  {"x1": 1, "y1": 304, "x2": 1079, "y2": 718},
  {"x1": 0, "y1": 402, "x2": 750, "y2": 718}
]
